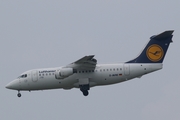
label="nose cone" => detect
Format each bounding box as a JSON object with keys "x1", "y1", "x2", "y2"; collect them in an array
[{"x1": 6, "y1": 79, "x2": 20, "y2": 90}]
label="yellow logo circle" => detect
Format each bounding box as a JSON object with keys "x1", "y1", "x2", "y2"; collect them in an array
[{"x1": 146, "y1": 44, "x2": 164, "y2": 62}]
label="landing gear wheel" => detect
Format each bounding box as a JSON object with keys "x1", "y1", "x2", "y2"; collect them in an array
[
  {"x1": 17, "y1": 92, "x2": 21, "y2": 97},
  {"x1": 83, "y1": 90, "x2": 89, "y2": 96},
  {"x1": 79, "y1": 84, "x2": 90, "y2": 96}
]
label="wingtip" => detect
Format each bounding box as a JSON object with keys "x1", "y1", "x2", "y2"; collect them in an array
[{"x1": 86, "y1": 55, "x2": 95, "y2": 57}]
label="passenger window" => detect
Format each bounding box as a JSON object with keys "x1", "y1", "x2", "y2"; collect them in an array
[{"x1": 39, "y1": 74, "x2": 41, "y2": 76}]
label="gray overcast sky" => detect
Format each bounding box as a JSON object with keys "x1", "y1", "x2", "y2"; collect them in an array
[{"x1": 1, "y1": 0, "x2": 180, "y2": 120}]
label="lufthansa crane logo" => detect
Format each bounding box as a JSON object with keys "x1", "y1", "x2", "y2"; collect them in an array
[{"x1": 146, "y1": 44, "x2": 164, "y2": 62}]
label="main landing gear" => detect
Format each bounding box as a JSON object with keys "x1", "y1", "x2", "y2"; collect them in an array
[
  {"x1": 17, "y1": 91, "x2": 21, "y2": 97},
  {"x1": 79, "y1": 84, "x2": 89, "y2": 96}
]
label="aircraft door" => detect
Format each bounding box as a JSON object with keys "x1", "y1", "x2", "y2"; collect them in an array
[
  {"x1": 124, "y1": 64, "x2": 130, "y2": 75},
  {"x1": 31, "y1": 70, "x2": 38, "y2": 82}
]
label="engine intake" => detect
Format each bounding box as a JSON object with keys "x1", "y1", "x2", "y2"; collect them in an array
[{"x1": 55, "y1": 68, "x2": 76, "y2": 79}]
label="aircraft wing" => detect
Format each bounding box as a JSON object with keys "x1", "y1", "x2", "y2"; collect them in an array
[{"x1": 66, "y1": 55, "x2": 97, "y2": 70}]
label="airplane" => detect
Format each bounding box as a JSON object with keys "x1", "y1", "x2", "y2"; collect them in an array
[{"x1": 6, "y1": 30, "x2": 174, "y2": 97}]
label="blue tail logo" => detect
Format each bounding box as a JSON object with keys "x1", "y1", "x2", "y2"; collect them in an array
[
  {"x1": 127, "y1": 30, "x2": 174, "y2": 63},
  {"x1": 146, "y1": 44, "x2": 164, "y2": 62}
]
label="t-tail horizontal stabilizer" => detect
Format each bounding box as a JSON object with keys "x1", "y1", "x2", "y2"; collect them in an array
[{"x1": 127, "y1": 30, "x2": 174, "y2": 63}]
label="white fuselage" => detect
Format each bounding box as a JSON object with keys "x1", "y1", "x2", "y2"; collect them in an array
[{"x1": 7, "y1": 63, "x2": 162, "y2": 91}]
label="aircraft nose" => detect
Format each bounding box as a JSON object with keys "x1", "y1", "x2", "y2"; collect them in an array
[
  {"x1": 5, "y1": 79, "x2": 20, "y2": 90},
  {"x1": 5, "y1": 82, "x2": 13, "y2": 89}
]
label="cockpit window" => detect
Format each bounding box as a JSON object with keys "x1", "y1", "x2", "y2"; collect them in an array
[{"x1": 18, "y1": 74, "x2": 27, "y2": 78}]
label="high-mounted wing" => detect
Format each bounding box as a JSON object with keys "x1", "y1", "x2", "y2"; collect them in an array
[{"x1": 66, "y1": 55, "x2": 97, "y2": 70}]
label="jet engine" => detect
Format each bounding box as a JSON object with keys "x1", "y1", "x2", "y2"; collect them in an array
[{"x1": 55, "y1": 68, "x2": 76, "y2": 79}]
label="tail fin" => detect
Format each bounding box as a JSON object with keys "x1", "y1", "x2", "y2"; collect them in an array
[{"x1": 127, "y1": 30, "x2": 174, "y2": 63}]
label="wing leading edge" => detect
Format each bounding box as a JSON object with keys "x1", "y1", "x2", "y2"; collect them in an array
[{"x1": 66, "y1": 55, "x2": 97, "y2": 70}]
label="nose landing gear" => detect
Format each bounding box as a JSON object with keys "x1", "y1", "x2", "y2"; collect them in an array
[{"x1": 17, "y1": 91, "x2": 21, "y2": 97}]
